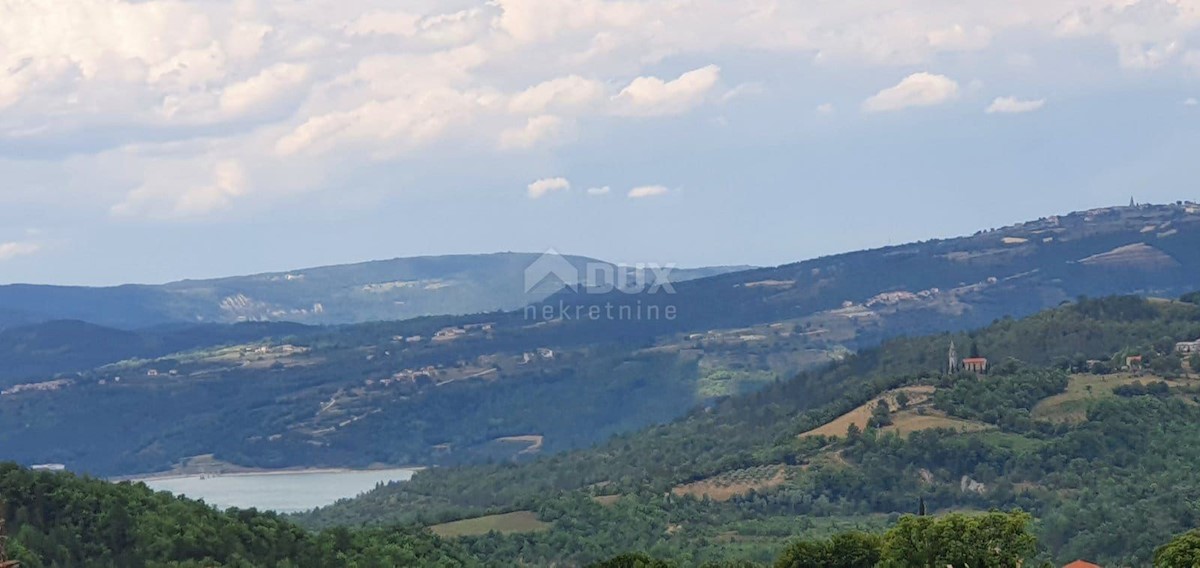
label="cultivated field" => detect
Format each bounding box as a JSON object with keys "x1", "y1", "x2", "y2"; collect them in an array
[
  {"x1": 1032, "y1": 373, "x2": 1185, "y2": 423},
  {"x1": 882, "y1": 410, "x2": 992, "y2": 437},
  {"x1": 672, "y1": 465, "x2": 789, "y2": 502},
  {"x1": 799, "y1": 386, "x2": 935, "y2": 438},
  {"x1": 429, "y1": 511, "x2": 551, "y2": 538}
]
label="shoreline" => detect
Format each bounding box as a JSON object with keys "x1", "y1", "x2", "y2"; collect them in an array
[{"x1": 115, "y1": 465, "x2": 426, "y2": 484}]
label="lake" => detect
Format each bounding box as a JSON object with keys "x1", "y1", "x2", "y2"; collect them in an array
[{"x1": 142, "y1": 468, "x2": 417, "y2": 513}]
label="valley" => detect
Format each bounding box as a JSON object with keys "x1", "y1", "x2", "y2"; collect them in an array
[
  {"x1": 4, "y1": 204, "x2": 1200, "y2": 481},
  {"x1": 293, "y1": 295, "x2": 1200, "y2": 566},
  {"x1": 3, "y1": 204, "x2": 1200, "y2": 566}
]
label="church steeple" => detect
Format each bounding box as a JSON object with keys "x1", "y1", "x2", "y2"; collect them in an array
[{"x1": 948, "y1": 340, "x2": 959, "y2": 374}]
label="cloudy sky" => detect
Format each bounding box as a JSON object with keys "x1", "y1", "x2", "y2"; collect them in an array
[{"x1": 2, "y1": 0, "x2": 1200, "y2": 285}]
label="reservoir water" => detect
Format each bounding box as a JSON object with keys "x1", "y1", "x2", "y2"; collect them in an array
[{"x1": 141, "y1": 468, "x2": 417, "y2": 513}]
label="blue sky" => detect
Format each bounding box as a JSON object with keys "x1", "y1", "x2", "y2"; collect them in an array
[{"x1": 2, "y1": 0, "x2": 1200, "y2": 285}]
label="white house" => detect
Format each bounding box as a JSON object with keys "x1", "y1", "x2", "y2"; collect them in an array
[{"x1": 1176, "y1": 340, "x2": 1200, "y2": 354}]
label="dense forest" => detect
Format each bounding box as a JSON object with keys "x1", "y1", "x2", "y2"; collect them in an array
[
  {"x1": 3, "y1": 469, "x2": 1200, "y2": 567},
  {"x1": 297, "y1": 296, "x2": 1200, "y2": 566},
  {"x1": 0, "y1": 463, "x2": 477, "y2": 567}
]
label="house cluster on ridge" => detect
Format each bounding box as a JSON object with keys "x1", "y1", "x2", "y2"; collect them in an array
[{"x1": 1175, "y1": 338, "x2": 1200, "y2": 354}]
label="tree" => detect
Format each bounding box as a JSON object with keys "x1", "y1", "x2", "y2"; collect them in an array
[
  {"x1": 0, "y1": 513, "x2": 14, "y2": 568},
  {"x1": 846, "y1": 423, "x2": 862, "y2": 439},
  {"x1": 869, "y1": 401, "x2": 893, "y2": 428},
  {"x1": 592, "y1": 553, "x2": 677, "y2": 568},
  {"x1": 1156, "y1": 529, "x2": 1200, "y2": 567},
  {"x1": 774, "y1": 532, "x2": 881, "y2": 568},
  {"x1": 879, "y1": 510, "x2": 1037, "y2": 568}
]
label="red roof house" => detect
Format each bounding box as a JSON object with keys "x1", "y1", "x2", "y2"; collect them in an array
[
  {"x1": 962, "y1": 357, "x2": 988, "y2": 373},
  {"x1": 1063, "y1": 560, "x2": 1102, "y2": 568}
]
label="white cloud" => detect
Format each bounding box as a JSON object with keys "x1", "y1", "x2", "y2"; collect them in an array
[
  {"x1": 863, "y1": 72, "x2": 960, "y2": 113},
  {"x1": 628, "y1": 185, "x2": 670, "y2": 198},
  {"x1": 1118, "y1": 41, "x2": 1181, "y2": 70},
  {"x1": 721, "y1": 82, "x2": 766, "y2": 103},
  {"x1": 219, "y1": 64, "x2": 310, "y2": 117},
  {"x1": 499, "y1": 115, "x2": 572, "y2": 149},
  {"x1": 5, "y1": 0, "x2": 1200, "y2": 221},
  {"x1": 613, "y1": 65, "x2": 721, "y2": 117},
  {"x1": 1186, "y1": 98, "x2": 1199, "y2": 106},
  {"x1": 527, "y1": 177, "x2": 571, "y2": 199},
  {"x1": 816, "y1": 103, "x2": 835, "y2": 114},
  {"x1": 112, "y1": 160, "x2": 248, "y2": 219},
  {"x1": 985, "y1": 96, "x2": 1046, "y2": 114},
  {"x1": 926, "y1": 24, "x2": 993, "y2": 51},
  {"x1": 343, "y1": 11, "x2": 422, "y2": 37},
  {"x1": 509, "y1": 76, "x2": 607, "y2": 115},
  {"x1": 0, "y1": 241, "x2": 40, "y2": 261},
  {"x1": 275, "y1": 88, "x2": 491, "y2": 158},
  {"x1": 586, "y1": 186, "x2": 612, "y2": 195}
]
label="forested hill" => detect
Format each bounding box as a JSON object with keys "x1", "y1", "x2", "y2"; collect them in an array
[
  {"x1": 0, "y1": 253, "x2": 746, "y2": 329},
  {"x1": 298, "y1": 295, "x2": 1200, "y2": 566},
  {"x1": 524, "y1": 202, "x2": 1200, "y2": 343},
  {"x1": 9, "y1": 460, "x2": 1198, "y2": 567},
  {"x1": 0, "y1": 320, "x2": 314, "y2": 383},
  {"x1": 0, "y1": 463, "x2": 478, "y2": 567},
  {"x1": 6, "y1": 204, "x2": 1200, "y2": 479}
]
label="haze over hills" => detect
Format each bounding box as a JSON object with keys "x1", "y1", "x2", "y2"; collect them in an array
[
  {"x1": 3, "y1": 203, "x2": 1200, "y2": 479},
  {"x1": 0, "y1": 252, "x2": 750, "y2": 329}
]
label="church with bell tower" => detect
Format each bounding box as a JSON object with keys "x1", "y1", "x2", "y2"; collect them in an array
[{"x1": 948, "y1": 340, "x2": 959, "y2": 374}]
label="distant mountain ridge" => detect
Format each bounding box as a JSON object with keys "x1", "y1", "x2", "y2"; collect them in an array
[
  {"x1": 528, "y1": 202, "x2": 1200, "y2": 342},
  {"x1": 0, "y1": 253, "x2": 751, "y2": 329},
  {"x1": 2, "y1": 202, "x2": 1200, "y2": 478}
]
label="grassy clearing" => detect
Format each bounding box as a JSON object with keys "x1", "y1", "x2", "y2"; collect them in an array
[
  {"x1": 494, "y1": 435, "x2": 544, "y2": 455},
  {"x1": 429, "y1": 511, "x2": 550, "y2": 538},
  {"x1": 799, "y1": 386, "x2": 935, "y2": 438},
  {"x1": 1032, "y1": 373, "x2": 1184, "y2": 423},
  {"x1": 592, "y1": 494, "x2": 621, "y2": 507},
  {"x1": 695, "y1": 369, "x2": 778, "y2": 399},
  {"x1": 672, "y1": 465, "x2": 789, "y2": 502},
  {"x1": 882, "y1": 410, "x2": 993, "y2": 437}
]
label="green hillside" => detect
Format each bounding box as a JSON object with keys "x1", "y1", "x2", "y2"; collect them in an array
[
  {"x1": 4, "y1": 204, "x2": 1200, "y2": 480},
  {"x1": 0, "y1": 463, "x2": 477, "y2": 567},
  {"x1": 296, "y1": 296, "x2": 1200, "y2": 566},
  {"x1": 1, "y1": 463, "x2": 1144, "y2": 568},
  {"x1": 0, "y1": 320, "x2": 315, "y2": 386}
]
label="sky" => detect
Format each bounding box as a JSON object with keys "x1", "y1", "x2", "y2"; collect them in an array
[{"x1": 2, "y1": 0, "x2": 1200, "y2": 286}]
